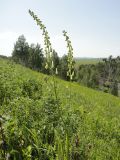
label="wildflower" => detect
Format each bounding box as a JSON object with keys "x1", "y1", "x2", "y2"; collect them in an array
[
  {"x1": 63, "y1": 30, "x2": 74, "y2": 81},
  {"x1": 45, "y1": 63, "x2": 48, "y2": 69},
  {"x1": 51, "y1": 61, "x2": 54, "y2": 69},
  {"x1": 55, "y1": 68, "x2": 58, "y2": 75}
]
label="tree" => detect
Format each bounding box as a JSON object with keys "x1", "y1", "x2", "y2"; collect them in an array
[
  {"x1": 51, "y1": 50, "x2": 60, "y2": 70},
  {"x1": 58, "y1": 55, "x2": 68, "y2": 80},
  {"x1": 12, "y1": 35, "x2": 29, "y2": 66},
  {"x1": 28, "y1": 43, "x2": 44, "y2": 71}
]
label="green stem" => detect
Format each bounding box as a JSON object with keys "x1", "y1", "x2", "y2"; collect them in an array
[
  {"x1": 69, "y1": 77, "x2": 72, "y2": 108},
  {"x1": 52, "y1": 74, "x2": 57, "y2": 100}
]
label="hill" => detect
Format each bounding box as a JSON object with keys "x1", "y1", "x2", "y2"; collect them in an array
[
  {"x1": 0, "y1": 58, "x2": 120, "y2": 159},
  {"x1": 74, "y1": 58, "x2": 102, "y2": 67}
]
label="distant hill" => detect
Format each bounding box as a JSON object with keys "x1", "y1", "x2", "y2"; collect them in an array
[
  {"x1": 0, "y1": 54, "x2": 8, "y2": 59},
  {"x1": 74, "y1": 57, "x2": 102, "y2": 67}
]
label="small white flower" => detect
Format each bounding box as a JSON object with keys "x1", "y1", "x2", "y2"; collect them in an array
[
  {"x1": 51, "y1": 61, "x2": 54, "y2": 69},
  {"x1": 55, "y1": 68, "x2": 58, "y2": 75}
]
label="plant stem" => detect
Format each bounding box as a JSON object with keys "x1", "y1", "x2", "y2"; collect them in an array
[{"x1": 52, "y1": 75, "x2": 58, "y2": 100}]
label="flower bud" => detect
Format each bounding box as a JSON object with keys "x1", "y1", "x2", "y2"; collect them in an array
[{"x1": 45, "y1": 63, "x2": 48, "y2": 69}]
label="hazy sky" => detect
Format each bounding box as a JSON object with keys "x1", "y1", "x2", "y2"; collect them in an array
[{"x1": 0, "y1": 0, "x2": 120, "y2": 57}]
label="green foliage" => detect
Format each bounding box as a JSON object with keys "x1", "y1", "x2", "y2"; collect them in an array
[
  {"x1": 22, "y1": 79, "x2": 42, "y2": 100},
  {"x1": 12, "y1": 35, "x2": 44, "y2": 72},
  {"x1": 58, "y1": 55, "x2": 69, "y2": 80},
  {"x1": 0, "y1": 58, "x2": 120, "y2": 159},
  {"x1": 12, "y1": 35, "x2": 29, "y2": 65},
  {"x1": 76, "y1": 64, "x2": 99, "y2": 88},
  {"x1": 28, "y1": 43, "x2": 44, "y2": 71},
  {"x1": 76, "y1": 56, "x2": 120, "y2": 96}
]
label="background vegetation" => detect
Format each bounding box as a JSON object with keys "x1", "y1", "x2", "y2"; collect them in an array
[{"x1": 11, "y1": 34, "x2": 120, "y2": 97}]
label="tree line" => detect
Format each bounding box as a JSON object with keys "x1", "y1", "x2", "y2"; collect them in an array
[
  {"x1": 76, "y1": 56, "x2": 120, "y2": 96},
  {"x1": 12, "y1": 35, "x2": 70, "y2": 80},
  {"x1": 12, "y1": 35, "x2": 120, "y2": 97}
]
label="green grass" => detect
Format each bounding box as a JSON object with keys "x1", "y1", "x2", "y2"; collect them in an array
[{"x1": 0, "y1": 58, "x2": 120, "y2": 159}]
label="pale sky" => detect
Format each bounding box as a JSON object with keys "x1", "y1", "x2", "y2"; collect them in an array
[{"x1": 0, "y1": 0, "x2": 120, "y2": 57}]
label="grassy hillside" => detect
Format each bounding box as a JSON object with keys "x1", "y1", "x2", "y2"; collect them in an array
[{"x1": 0, "y1": 58, "x2": 120, "y2": 159}]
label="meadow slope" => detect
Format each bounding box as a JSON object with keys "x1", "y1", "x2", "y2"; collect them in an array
[{"x1": 0, "y1": 58, "x2": 120, "y2": 159}]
